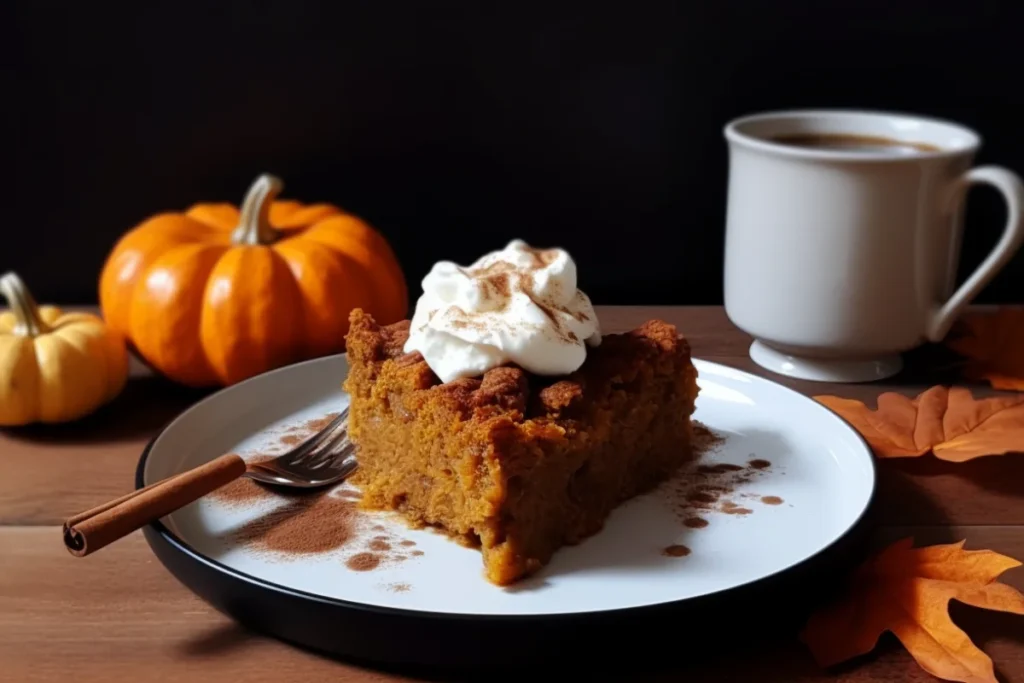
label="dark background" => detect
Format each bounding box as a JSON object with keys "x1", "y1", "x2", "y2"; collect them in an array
[{"x1": 7, "y1": 1, "x2": 1024, "y2": 307}]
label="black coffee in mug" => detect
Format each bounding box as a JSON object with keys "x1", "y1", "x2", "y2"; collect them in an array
[{"x1": 771, "y1": 132, "x2": 941, "y2": 155}]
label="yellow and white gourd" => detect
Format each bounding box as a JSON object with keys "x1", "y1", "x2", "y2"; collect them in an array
[{"x1": 0, "y1": 272, "x2": 128, "y2": 425}]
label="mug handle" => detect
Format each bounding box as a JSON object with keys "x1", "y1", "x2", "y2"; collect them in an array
[{"x1": 926, "y1": 166, "x2": 1024, "y2": 342}]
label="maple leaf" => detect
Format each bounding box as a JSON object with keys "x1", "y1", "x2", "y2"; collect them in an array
[
  {"x1": 801, "y1": 539, "x2": 1024, "y2": 683},
  {"x1": 816, "y1": 386, "x2": 1024, "y2": 461},
  {"x1": 946, "y1": 308, "x2": 1024, "y2": 391}
]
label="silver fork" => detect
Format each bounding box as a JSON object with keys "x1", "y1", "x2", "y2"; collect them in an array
[
  {"x1": 63, "y1": 408, "x2": 357, "y2": 557},
  {"x1": 246, "y1": 409, "x2": 356, "y2": 487}
]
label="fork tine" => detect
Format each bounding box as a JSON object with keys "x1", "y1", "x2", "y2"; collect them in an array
[
  {"x1": 309, "y1": 437, "x2": 352, "y2": 469},
  {"x1": 244, "y1": 407, "x2": 357, "y2": 488},
  {"x1": 317, "y1": 426, "x2": 351, "y2": 455},
  {"x1": 288, "y1": 408, "x2": 348, "y2": 460},
  {"x1": 295, "y1": 425, "x2": 348, "y2": 459},
  {"x1": 306, "y1": 440, "x2": 357, "y2": 471},
  {"x1": 287, "y1": 418, "x2": 351, "y2": 468}
]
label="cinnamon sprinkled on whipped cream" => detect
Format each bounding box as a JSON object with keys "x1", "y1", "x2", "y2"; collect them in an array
[{"x1": 404, "y1": 239, "x2": 601, "y2": 382}]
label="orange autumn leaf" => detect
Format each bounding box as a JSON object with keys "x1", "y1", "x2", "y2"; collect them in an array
[
  {"x1": 800, "y1": 539, "x2": 1024, "y2": 683},
  {"x1": 816, "y1": 386, "x2": 1024, "y2": 461},
  {"x1": 946, "y1": 309, "x2": 1024, "y2": 392}
]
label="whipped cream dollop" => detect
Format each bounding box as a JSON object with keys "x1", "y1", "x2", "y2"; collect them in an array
[{"x1": 404, "y1": 239, "x2": 601, "y2": 383}]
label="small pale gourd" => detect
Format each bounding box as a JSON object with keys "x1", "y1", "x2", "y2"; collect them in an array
[{"x1": 0, "y1": 272, "x2": 128, "y2": 426}]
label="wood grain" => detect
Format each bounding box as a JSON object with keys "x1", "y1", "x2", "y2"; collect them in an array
[
  {"x1": 1, "y1": 526, "x2": 1020, "y2": 683},
  {"x1": 1, "y1": 306, "x2": 1022, "y2": 682}
]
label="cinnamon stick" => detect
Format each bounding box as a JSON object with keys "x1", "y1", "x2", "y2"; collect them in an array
[{"x1": 63, "y1": 453, "x2": 247, "y2": 557}]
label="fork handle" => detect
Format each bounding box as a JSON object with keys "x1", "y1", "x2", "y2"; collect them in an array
[{"x1": 62, "y1": 454, "x2": 247, "y2": 557}]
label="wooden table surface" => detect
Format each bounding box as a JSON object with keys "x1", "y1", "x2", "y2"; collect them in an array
[{"x1": 2, "y1": 306, "x2": 1021, "y2": 683}]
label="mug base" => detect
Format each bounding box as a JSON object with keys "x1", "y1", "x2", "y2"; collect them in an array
[{"x1": 748, "y1": 340, "x2": 903, "y2": 383}]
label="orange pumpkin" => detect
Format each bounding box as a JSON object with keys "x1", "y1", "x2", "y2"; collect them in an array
[{"x1": 99, "y1": 174, "x2": 406, "y2": 387}]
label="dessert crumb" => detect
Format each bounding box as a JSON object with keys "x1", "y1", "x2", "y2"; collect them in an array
[{"x1": 662, "y1": 544, "x2": 691, "y2": 558}]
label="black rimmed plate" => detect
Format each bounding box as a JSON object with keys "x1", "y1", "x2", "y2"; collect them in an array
[{"x1": 137, "y1": 355, "x2": 875, "y2": 670}]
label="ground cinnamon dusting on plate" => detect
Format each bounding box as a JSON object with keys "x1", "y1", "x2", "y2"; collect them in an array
[
  {"x1": 232, "y1": 492, "x2": 357, "y2": 555},
  {"x1": 274, "y1": 412, "x2": 342, "y2": 446},
  {"x1": 201, "y1": 412, "x2": 436, "y2": 564},
  {"x1": 692, "y1": 422, "x2": 726, "y2": 453},
  {"x1": 697, "y1": 463, "x2": 744, "y2": 474},
  {"x1": 207, "y1": 455, "x2": 275, "y2": 506},
  {"x1": 662, "y1": 544, "x2": 691, "y2": 557},
  {"x1": 720, "y1": 500, "x2": 753, "y2": 515},
  {"x1": 660, "y1": 422, "x2": 783, "y2": 529},
  {"x1": 207, "y1": 411, "x2": 345, "y2": 508},
  {"x1": 686, "y1": 491, "x2": 718, "y2": 507},
  {"x1": 368, "y1": 538, "x2": 391, "y2": 552},
  {"x1": 340, "y1": 527, "x2": 425, "y2": 571},
  {"x1": 346, "y1": 552, "x2": 381, "y2": 571},
  {"x1": 285, "y1": 412, "x2": 342, "y2": 438}
]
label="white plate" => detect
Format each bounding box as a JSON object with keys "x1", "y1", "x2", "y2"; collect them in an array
[{"x1": 141, "y1": 354, "x2": 874, "y2": 619}]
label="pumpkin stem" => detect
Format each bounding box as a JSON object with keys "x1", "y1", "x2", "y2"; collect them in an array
[
  {"x1": 0, "y1": 272, "x2": 50, "y2": 337},
  {"x1": 231, "y1": 173, "x2": 284, "y2": 245}
]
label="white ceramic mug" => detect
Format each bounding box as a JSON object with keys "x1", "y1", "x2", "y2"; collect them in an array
[{"x1": 723, "y1": 109, "x2": 1024, "y2": 382}]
